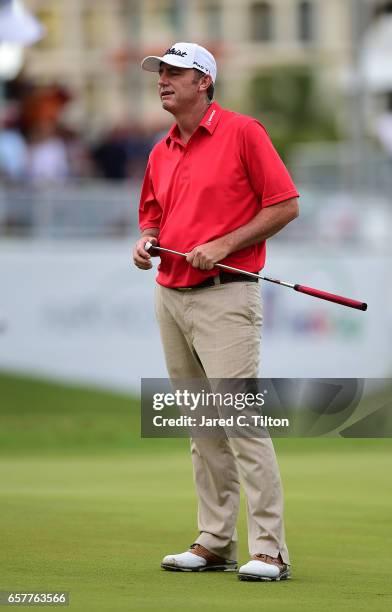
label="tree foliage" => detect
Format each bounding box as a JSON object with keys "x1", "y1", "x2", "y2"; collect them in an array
[{"x1": 248, "y1": 66, "x2": 340, "y2": 160}]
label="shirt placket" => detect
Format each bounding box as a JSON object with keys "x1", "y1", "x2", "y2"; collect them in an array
[{"x1": 178, "y1": 141, "x2": 191, "y2": 185}]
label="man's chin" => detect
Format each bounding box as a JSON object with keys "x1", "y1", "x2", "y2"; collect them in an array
[{"x1": 161, "y1": 98, "x2": 176, "y2": 113}]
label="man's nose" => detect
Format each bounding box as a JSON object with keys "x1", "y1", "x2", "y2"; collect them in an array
[{"x1": 158, "y1": 71, "x2": 169, "y2": 87}]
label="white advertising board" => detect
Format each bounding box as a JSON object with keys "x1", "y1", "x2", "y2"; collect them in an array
[{"x1": 0, "y1": 240, "x2": 390, "y2": 392}]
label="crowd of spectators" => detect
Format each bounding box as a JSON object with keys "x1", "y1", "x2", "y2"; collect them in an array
[
  {"x1": 0, "y1": 83, "x2": 164, "y2": 186},
  {"x1": 3, "y1": 81, "x2": 392, "y2": 188}
]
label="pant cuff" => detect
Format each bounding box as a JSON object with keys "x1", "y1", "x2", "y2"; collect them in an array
[{"x1": 195, "y1": 532, "x2": 237, "y2": 561}]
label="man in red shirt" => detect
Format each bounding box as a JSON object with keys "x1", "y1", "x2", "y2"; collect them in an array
[{"x1": 133, "y1": 42, "x2": 299, "y2": 582}]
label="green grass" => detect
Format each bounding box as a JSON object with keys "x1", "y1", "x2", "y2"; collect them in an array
[
  {"x1": 0, "y1": 373, "x2": 186, "y2": 456},
  {"x1": 0, "y1": 373, "x2": 391, "y2": 611}
]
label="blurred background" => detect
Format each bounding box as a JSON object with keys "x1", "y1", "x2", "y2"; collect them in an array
[
  {"x1": 0, "y1": 0, "x2": 391, "y2": 389},
  {"x1": 0, "y1": 3, "x2": 392, "y2": 610}
]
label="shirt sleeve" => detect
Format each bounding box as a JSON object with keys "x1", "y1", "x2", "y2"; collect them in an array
[
  {"x1": 138, "y1": 159, "x2": 162, "y2": 231},
  {"x1": 240, "y1": 120, "x2": 299, "y2": 208}
]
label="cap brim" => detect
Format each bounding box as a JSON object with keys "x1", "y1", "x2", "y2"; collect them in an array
[{"x1": 141, "y1": 55, "x2": 191, "y2": 73}]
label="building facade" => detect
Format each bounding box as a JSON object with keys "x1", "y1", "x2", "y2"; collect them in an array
[{"x1": 23, "y1": 0, "x2": 389, "y2": 132}]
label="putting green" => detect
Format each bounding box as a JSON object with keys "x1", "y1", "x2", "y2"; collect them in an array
[{"x1": 0, "y1": 373, "x2": 391, "y2": 611}]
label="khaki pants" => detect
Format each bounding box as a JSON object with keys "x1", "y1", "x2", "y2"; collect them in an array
[{"x1": 155, "y1": 282, "x2": 289, "y2": 564}]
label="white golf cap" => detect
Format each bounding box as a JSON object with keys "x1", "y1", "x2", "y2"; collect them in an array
[{"x1": 141, "y1": 42, "x2": 217, "y2": 83}]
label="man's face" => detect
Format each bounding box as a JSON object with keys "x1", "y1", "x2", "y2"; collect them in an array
[{"x1": 158, "y1": 63, "x2": 205, "y2": 114}]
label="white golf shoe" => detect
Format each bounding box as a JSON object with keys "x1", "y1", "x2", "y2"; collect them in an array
[
  {"x1": 238, "y1": 553, "x2": 291, "y2": 581},
  {"x1": 161, "y1": 543, "x2": 238, "y2": 572}
]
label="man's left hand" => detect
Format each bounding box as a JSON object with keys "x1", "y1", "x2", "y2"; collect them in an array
[{"x1": 186, "y1": 239, "x2": 229, "y2": 270}]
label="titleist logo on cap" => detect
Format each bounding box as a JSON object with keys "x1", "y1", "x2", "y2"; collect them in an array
[
  {"x1": 141, "y1": 42, "x2": 217, "y2": 83},
  {"x1": 165, "y1": 47, "x2": 188, "y2": 58}
]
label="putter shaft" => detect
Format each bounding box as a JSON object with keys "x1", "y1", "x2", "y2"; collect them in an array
[
  {"x1": 145, "y1": 242, "x2": 294, "y2": 288},
  {"x1": 144, "y1": 242, "x2": 367, "y2": 311}
]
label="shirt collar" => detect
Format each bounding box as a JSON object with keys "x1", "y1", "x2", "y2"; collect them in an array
[
  {"x1": 165, "y1": 101, "x2": 223, "y2": 146},
  {"x1": 199, "y1": 101, "x2": 222, "y2": 134}
]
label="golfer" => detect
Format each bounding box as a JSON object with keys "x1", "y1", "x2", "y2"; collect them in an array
[{"x1": 133, "y1": 42, "x2": 299, "y2": 582}]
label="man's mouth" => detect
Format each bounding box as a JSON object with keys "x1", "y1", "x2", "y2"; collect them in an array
[{"x1": 161, "y1": 91, "x2": 174, "y2": 99}]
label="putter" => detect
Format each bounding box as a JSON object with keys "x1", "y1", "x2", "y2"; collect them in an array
[{"x1": 144, "y1": 242, "x2": 367, "y2": 312}]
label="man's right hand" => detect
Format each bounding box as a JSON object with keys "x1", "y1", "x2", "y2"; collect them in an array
[{"x1": 133, "y1": 236, "x2": 158, "y2": 270}]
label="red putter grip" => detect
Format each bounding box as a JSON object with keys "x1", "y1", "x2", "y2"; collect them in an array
[{"x1": 294, "y1": 285, "x2": 367, "y2": 311}]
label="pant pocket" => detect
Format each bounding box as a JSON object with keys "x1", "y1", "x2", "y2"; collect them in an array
[{"x1": 244, "y1": 283, "x2": 263, "y2": 328}]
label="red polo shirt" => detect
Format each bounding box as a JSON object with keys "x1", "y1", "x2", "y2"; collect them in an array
[{"x1": 139, "y1": 101, "x2": 299, "y2": 287}]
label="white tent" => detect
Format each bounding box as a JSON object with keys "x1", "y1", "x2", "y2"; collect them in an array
[
  {"x1": 361, "y1": 15, "x2": 392, "y2": 91},
  {"x1": 0, "y1": 0, "x2": 45, "y2": 45}
]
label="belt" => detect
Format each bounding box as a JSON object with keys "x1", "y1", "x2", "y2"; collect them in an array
[{"x1": 174, "y1": 271, "x2": 259, "y2": 291}]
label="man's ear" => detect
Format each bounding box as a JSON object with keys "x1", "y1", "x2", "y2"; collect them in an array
[{"x1": 198, "y1": 74, "x2": 212, "y2": 93}]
